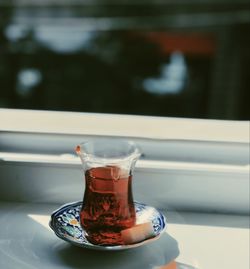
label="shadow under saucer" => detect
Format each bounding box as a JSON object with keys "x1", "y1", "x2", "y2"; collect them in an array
[{"x1": 54, "y1": 232, "x2": 179, "y2": 269}]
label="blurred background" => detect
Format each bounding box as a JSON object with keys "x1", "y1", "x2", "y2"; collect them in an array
[{"x1": 0, "y1": 0, "x2": 249, "y2": 120}]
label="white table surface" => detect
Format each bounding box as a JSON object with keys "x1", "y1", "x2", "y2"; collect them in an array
[{"x1": 0, "y1": 202, "x2": 249, "y2": 269}]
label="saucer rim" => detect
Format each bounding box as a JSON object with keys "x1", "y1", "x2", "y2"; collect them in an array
[{"x1": 49, "y1": 200, "x2": 167, "y2": 251}]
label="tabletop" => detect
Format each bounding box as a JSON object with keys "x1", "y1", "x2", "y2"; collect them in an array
[{"x1": 0, "y1": 201, "x2": 249, "y2": 269}]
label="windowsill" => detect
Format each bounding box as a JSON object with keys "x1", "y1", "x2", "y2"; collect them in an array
[{"x1": 1, "y1": 108, "x2": 249, "y2": 143}]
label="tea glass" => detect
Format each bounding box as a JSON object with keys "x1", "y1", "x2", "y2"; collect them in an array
[{"x1": 76, "y1": 138, "x2": 141, "y2": 245}]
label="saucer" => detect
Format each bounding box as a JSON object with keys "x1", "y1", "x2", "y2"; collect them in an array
[{"x1": 49, "y1": 201, "x2": 167, "y2": 251}]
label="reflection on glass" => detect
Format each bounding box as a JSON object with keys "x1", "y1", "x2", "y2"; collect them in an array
[
  {"x1": 35, "y1": 27, "x2": 96, "y2": 53},
  {"x1": 143, "y1": 51, "x2": 187, "y2": 95},
  {"x1": 16, "y1": 68, "x2": 42, "y2": 96}
]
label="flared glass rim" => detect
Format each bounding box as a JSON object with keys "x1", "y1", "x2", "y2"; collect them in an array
[{"x1": 76, "y1": 138, "x2": 141, "y2": 162}]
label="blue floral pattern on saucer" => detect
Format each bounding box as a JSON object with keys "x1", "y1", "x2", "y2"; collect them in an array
[{"x1": 49, "y1": 201, "x2": 166, "y2": 251}]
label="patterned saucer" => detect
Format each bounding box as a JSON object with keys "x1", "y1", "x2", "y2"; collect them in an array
[{"x1": 49, "y1": 201, "x2": 167, "y2": 251}]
